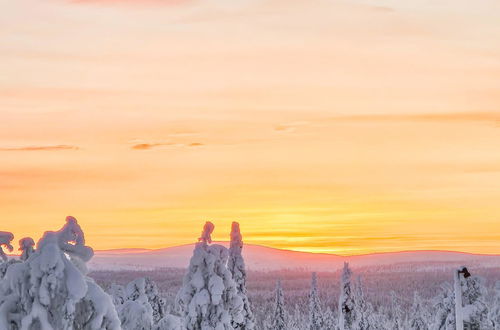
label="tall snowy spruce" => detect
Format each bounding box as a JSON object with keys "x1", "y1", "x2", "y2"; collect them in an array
[
  {"x1": 407, "y1": 292, "x2": 429, "y2": 330},
  {"x1": 338, "y1": 262, "x2": 356, "y2": 330},
  {"x1": 109, "y1": 277, "x2": 173, "y2": 330},
  {"x1": 432, "y1": 283, "x2": 456, "y2": 330},
  {"x1": 176, "y1": 221, "x2": 244, "y2": 330},
  {"x1": 354, "y1": 276, "x2": 376, "y2": 330},
  {"x1": 110, "y1": 276, "x2": 179, "y2": 330},
  {"x1": 308, "y1": 272, "x2": 323, "y2": 330},
  {"x1": 0, "y1": 216, "x2": 121, "y2": 330},
  {"x1": 323, "y1": 307, "x2": 337, "y2": 330},
  {"x1": 289, "y1": 304, "x2": 305, "y2": 330},
  {"x1": 228, "y1": 222, "x2": 256, "y2": 330},
  {"x1": 389, "y1": 291, "x2": 405, "y2": 330},
  {"x1": 127, "y1": 277, "x2": 166, "y2": 324},
  {"x1": 490, "y1": 281, "x2": 500, "y2": 329},
  {"x1": 271, "y1": 280, "x2": 287, "y2": 330}
]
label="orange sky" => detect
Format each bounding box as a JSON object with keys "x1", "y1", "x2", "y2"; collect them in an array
[{"x1": 1, "y1": 0, "x2": 499, "y2": 255}]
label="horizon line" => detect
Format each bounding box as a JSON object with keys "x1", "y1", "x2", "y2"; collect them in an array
[{"x1": 89, "y1": 241, "x2": 500, "y2": 258}]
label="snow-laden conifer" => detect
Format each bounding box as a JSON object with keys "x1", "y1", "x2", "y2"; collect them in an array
[
  {"x1": 323, "y1": 307, "x2": 337, "y2": 330},
  {"x1": 432, "y1": 283, "x2": 455, "y2": 330},
  {"x1": 109, "y1": 283, "x2": 127, "y2": 306},
  {"x1": 119, "y1": 300, "x2": 153, "y2": 330},
  {"x1": 489, "y1": 281, "x2": 500, "y2": 330},
  {"x1": 153, "y1": 314, "x2": 182, "y2": 330},
  {"x1": 308, "y1": 272, "x2": 323, "y2": 330},
  {"x1": 289, "y1": 304, "x2": 304, "y2": 330},
  {"x1": 338, "y1": 262, "x2": 355, "y2": 330},
  {"x1": 271, "y1": 280, "x2": 287, "y2": 330},
  {"x1": 389, "y1": 291, "x2": 405, "y2": 330},
  {"x1": 354, "y1": 276, "x2": 374, "y2": 330},
  {"x1": 228, "y1": 222, "x2": 255, "y2": 330},
  {"x1": 0, "y1": 216, "x2": 121, "y2": 330},
  {"x1": 127, "y1": 277, "x2": 166, "y2": 324},
  {"x1": 408, "y1": 292, "x2": 429, "y2": 330},
  {"x1": 176, "y1": 221, "x2": 243, "y2": 330}
]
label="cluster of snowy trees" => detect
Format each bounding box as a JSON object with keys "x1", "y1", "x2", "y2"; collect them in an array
[
  {"x1": 0, "y1": 219, "x2": 255, "y2": 330},
  {"x1": 0, "y1": 216, "x2": 121, "y2": 329},
  {"x1": 1, "y1": 217, "x2": 500, "y2": 330},
  {"x1": 264, "y1": 262, "x2": 500, "y2": 330}
]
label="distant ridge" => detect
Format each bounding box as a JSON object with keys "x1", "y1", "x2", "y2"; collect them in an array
[{"x1": 90, "y1": 242, "x2": 500, "y2": 271}]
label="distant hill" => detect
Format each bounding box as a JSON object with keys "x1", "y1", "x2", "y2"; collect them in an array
[{"x1": 89, "y1": 242, "x2": 500, "y2": 271}]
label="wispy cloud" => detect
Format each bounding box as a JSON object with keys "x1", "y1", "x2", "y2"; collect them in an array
[
  {"x1": 330, "y1": 112, "x2": 500, "y2": 124},
  {"x1": 0, "y1": 145, "x2": 79, "y2": 151},
  {"x1": 273, "y1": 112, "x2": 500, "y2": 135},
  {"x1": 68, "y1": 0, "x2": 193, "y2": 6},
  {"x1": 131, "y1": 143, "x2": 171, "y2": 150},
  {"x1": 274, "y1": 121, "x2": 310, "y2": 133},
  {"x1": 131, "y1": 142, "x2": 204, "y2": 150}
]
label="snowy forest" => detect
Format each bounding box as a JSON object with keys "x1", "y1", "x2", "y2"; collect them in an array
[{"x1": 1, "y1": 217, "x2": 499, "y2": 330}]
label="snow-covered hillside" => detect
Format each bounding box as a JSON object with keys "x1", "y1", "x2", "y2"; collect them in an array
[{"x1": 90, "y1": 243, "x2": 500, "y2": 271}]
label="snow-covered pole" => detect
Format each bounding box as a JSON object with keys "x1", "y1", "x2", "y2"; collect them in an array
[{"x1": 454, "y1": 267, "x2": 467, "y2": 330}]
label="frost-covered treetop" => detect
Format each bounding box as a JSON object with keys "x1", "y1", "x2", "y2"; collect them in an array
[
  {"x1": 178, "y1": 222, "x2": 244, "y2": 330},
  {"x1": 342, "y1": 262, "x2": 352, "y2": 282},
  {"x1": 19, "y1": 237, "x2": 35, "y2": 261},
  {"x1": 0, "y1": 231, "x2": 14, "y2": 262},
  {"x1": 198, "y1": 221, "x2": 215, "y2": 244},
  {"x1": 47, "y1": 215, "x2": 94, "y2": 263},
  {"x1": 230, "y1": 222, "x2": 243, "y2": 251}
]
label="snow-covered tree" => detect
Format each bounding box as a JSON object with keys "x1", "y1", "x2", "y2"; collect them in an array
[
  {"x1": 176, "y1": 221, "x2": 243, "y2": 330},
  {"x1": 389, "y1": 291, "x2": 405, "y2": 330},
  {"x1": 0, "y1": 231, "x2": 14, "y2": 263},
  {"x1": 19, "y1": 237, "x2": 35, "y2": 261},
  {"x1": 271, "y1": 280, "x2": 287, "y2": 330},
  {"x1": 111, "y1": 277, "x2": 176, "y2": 330},
  {"x1": 74, "y1": 278, "x2": 123, "y2": 330},
  {"x1": 323, "y1": 307, "x2": 337, "y2": 330},
  {"x1": 289, "y1": 304, "x2": 305, "y2": 330},
  {"x1": 153, "y1": 314, "x2": 182, "y2": 330},
  {"x1": 489, "y1": 281, "x2": 500, "y2": 330},
  {"x1": 408, "y1": 292, "x2": 429, "y2": 330},
  {"x1": 127, "y1": 277, "x2": 166, "y2": 324},
  {"x1": 354, "y1": 276, "x2": 374, "y2": 330},
  {"x1": 338, "y1": 262, "x2": 355, "y2": 330},
  {"x1": 0, "y1": 216, "x2": 121, "y2": 330},
  {"x1": 432, "y1": 283, "x2": 455, "y2": 330},
  {"x1": 308, "y1": 272, "x2": 323, "y2": 330},
  {"x1": 109, "y1": 283, "x2": 127, "y2": 306},
  {"x1": 119, "y1": 300, "x2": 153, "y2": 330},
  {"x1": 228, "y1": 222, "x2": 255, "y2": 330}
]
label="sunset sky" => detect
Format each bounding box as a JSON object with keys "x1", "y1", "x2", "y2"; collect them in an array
[{"x1": 1, "y1": 0, "x2": 500, "y2": 255}]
